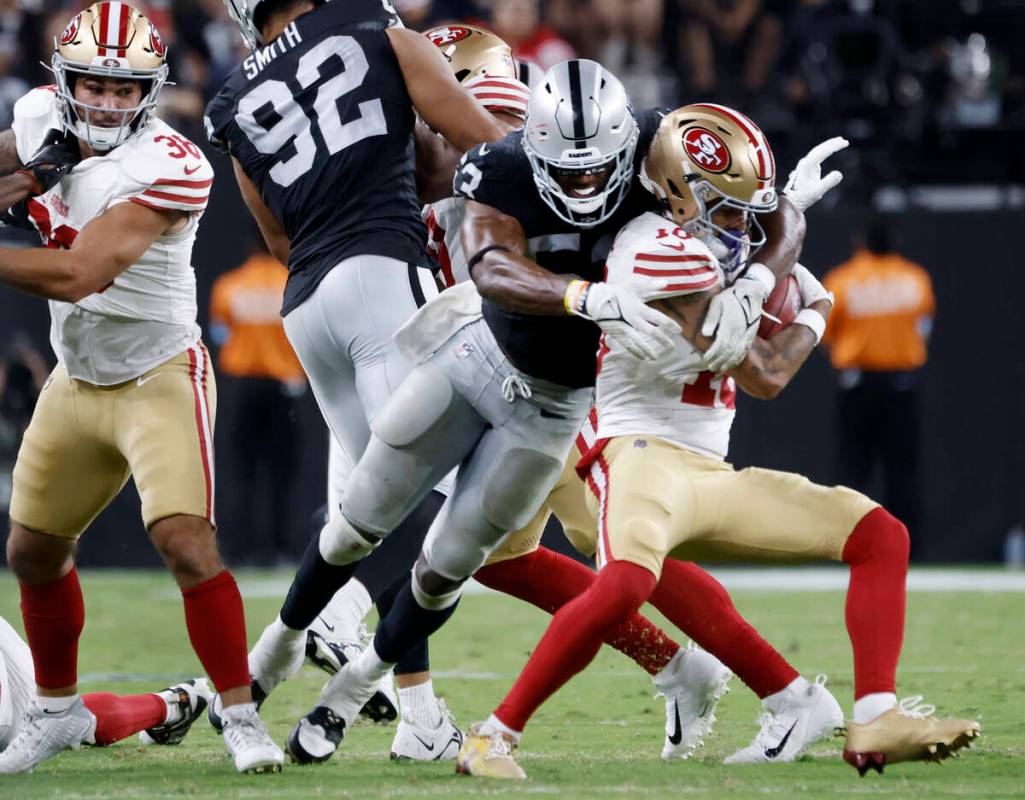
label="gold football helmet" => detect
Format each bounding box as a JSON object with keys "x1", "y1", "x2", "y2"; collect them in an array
[
  {"x1": 424, "y1": 24, "x2": 516, "y2": 84},
  {"x1": 641, "y1": 103, "x2": 778, "y2": 275},
  {"x1": 52, "y1": 2, "x2": 169, "y2": 151}
]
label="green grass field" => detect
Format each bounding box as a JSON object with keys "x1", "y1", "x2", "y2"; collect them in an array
[{"x1": 0, "y1": 568, "x2": 1022, "y2": 799}]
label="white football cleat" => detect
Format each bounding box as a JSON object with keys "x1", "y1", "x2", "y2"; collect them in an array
[
  {"x1": 656, "y1": 645, "x2": 732, "y2": 760},
  {"x1": 140, "y1": 678, "x2": 212, "y2": 746},
  {"x1": 0, "y1": 696, "x2": 96, "y2": 774},
  {"x1": 724, "y1": 674, "x2": 844, "y2": 765},
  {"x1": 390, "y1": 698, "x2": 464, "y2": 761},
  {"x1": 221, "y1": 701, "x2": 284, "y2": 774},
  {"x1": 284, "y1": 661, "x2": 376, "y2": 765},
  {"x1": 305, "y1": 627, "x2": 398, "y2": 724}
]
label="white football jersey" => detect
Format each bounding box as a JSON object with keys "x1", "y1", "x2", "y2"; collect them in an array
[
  {"x1": 595, "y1": 211, "x2": 736, "y2": 460},
  {"x1": 12, "y1": 87, "x2": 212, "y2": 385}
]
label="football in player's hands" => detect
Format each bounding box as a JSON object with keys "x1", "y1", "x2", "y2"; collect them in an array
[{"x1": 757, "y1": 274, "x2": 802, "y2": 339}]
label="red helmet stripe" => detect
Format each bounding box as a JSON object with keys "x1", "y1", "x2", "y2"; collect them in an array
[
  {"x1": 119, "y1": 2, "x2": 131, "y2": 48},
  {"x1": 97, "y1": 2, "x2": 110, "y2": 55}
]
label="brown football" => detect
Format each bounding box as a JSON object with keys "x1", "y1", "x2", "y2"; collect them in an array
[{"x1": 758, "y1": 273, "x2": 802, "y2": 339}]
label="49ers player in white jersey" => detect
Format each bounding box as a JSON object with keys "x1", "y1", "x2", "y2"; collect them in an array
[
  {"x1": 460, "y1": 105, "x2": 980, "y2": 779},
  {"x1": 0, "y1": 3, "x2": 282, "y2": 774}
]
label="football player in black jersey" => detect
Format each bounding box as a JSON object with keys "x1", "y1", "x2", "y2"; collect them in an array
[{"x1": 205, "y1": 0, "x2": 506, "y2": 726}]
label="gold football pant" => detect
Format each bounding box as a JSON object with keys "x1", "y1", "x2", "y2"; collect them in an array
[
  {"x1": 583, "y1": 435, "x2": 879, "y2": 579},
  {"x1": 10, "y1": 343, "x2": 217, "y2": 538}
]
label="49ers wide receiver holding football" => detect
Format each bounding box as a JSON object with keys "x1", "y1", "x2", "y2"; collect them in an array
[
  {"x1": 457, "y1": 105, "x2": 981, "y2": 779},
  {"x1": 0, "y1": 3, "x2": 282, "y2": 774}
]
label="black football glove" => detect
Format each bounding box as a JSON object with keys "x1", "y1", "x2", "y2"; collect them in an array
[{"x1": 18, "y1": 128, "x2": 80, "y2": 195}]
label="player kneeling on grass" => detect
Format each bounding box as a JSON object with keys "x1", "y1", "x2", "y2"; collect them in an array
[
  {"x1": 0, "y1": 3, "x2": 282, "y2": 775},
  {"x1": 457, "y1": 104, "x2": 980, "y2": 779},
  {"x1": 0, "y1": 616, "x2": 211, "y2": 758}
]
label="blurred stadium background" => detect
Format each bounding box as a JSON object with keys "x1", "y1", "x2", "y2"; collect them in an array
[{"x1": 0, "y1": 0, "x2": 1021, "y2": 568}]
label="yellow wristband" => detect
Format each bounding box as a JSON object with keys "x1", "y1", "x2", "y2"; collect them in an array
[{"x1": 564, "y1": 280, "x2": 590, "y2": 315}]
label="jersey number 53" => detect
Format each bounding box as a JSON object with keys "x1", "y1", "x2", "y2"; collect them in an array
[{"x1": 235, "y1": 35, "x2": 388, "y2": 188}]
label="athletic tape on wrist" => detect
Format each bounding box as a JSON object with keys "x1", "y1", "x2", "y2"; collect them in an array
[
  {"x1": 794, "y1": 308, "x2": 826, "y2": 344},
  {"x1": 563, "y1": 279, "x2": 591, "y2": 315},
  {"x1": 745, "y1": 262, "x2": 776, "y2": 294}
]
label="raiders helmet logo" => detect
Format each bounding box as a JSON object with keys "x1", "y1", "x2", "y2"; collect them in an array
[
  {"x1": 683, "y1": 127, "x2": 730, "y2": 174},
  {"x1": 60, "y1": 14, "x2": 81, "y2": 45},
  {"x1": 428, "y1": 26, "x2": 472, "y2": 46},
  {"x1": 150, "y1": 26, "x2": 166, "y2": 58}
]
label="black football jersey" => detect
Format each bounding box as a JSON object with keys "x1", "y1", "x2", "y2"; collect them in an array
[
  {"x1": 206, "y1": 0, "x2": 429, "y2": 315},
  {"x1": 453, "y1": 107, "x2": 664, "y2": 388}
]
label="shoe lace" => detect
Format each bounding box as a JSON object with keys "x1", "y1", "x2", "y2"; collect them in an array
[
  {"x1": 225, "y1": 708, "x2": 270, "y2": 748},
  {"x1": 6, "y1": 711, "x2": 45, "y2": 756},
  {"x1": 751, "y1": 711, "x2": 793, "y2": 748},
  {"x1": 813, "y1": 674, "x2": 829, "y2": 689},
  {"x1": 895, "y1": 695, "x2": 936, "y2": 719},
  {"x1": 486, "y1": 731, "x2": 515, "y2": 760}
]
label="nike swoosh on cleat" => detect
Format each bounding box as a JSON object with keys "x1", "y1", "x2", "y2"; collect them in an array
[
  {"x1": 764, "y1": 720, "x2": 798, "y2": 759},
  {"x1": 667, "y1": 702, "x2": 683, "y2": 746},
  {"x1": 412, "y1": 734, "x2": 435, "y2": 752},
  {"x1": 317, "y1": 616, "x2": 335, "y2": 632}
]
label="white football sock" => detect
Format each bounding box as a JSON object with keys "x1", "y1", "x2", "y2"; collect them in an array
[
  {"x1": 480, "y1": 713, "x2": 521, "y2": 744},
  {"x1": 853, "y1": 692, "x2": 897, "y2": 725},
  {"x1": 398, "y1": 679, "x2": 441, "y2": 728},
  {"x1": 763, "y1": 675, "x2": 812, "y2": 712},
  {"x1": 35, "y1": 693, "x2": 77, "y2": 712},
  {"x1": 319, "y1": 579, "x2": 372, "y2": 637}
]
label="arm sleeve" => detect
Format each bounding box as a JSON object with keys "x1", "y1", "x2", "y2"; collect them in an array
[
  {"x1": 463, "y1": 75, "x2": 530, "y2": 119},
  {"x1": 452, "y1": 138, "x2": 519, "y2": 206}
]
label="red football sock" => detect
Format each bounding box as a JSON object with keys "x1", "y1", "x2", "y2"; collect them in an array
[
  {"x1": 475, "y1": 547, "x2": 679, "y2": 675},
  {"x1": 181, "y1": 570, "x2": 249, "y2": 693},
  {"x1": 83, "y1": 692, "x2": 167, "y2": 745},
  {"x1": 841, "y1": 507, "x2": 909, "y2": 698},
  {"x1": 650, "y1": 559, "x2": 798, "y2": 698},
  {"x1": 494, "y1": 560, "x2": 656, "y2": 732},
  {"x1": 20, "y1": 568, "x2": 84, "y2": 690}
]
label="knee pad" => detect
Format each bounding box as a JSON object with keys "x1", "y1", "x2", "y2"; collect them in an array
[
  {"x1": 372, "y1": 366, "x2": 454, "y2": 448},
  {"x1": 480, "y1": 448, "x2": 563, "y2": 533},
  {"x1": 411, "y1": 557, "x2": 465, "y2": 611},
  {"x1": 318, "y1": 513, "x2": 380, "y2": 566}
]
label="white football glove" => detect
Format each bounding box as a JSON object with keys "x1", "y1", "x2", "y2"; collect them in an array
[
  {"x1": 700, "y1": 263, "x2": 774, "y2": 373},
  {"x1": 565, "y1": 278, "x2": 680, "y2": 360},
  {"x1": 791, "y1": 263, "x2": 834, "y2": 308},
  {"x1": 783, "y1": 137, "x2": 850, "y2": 212}
]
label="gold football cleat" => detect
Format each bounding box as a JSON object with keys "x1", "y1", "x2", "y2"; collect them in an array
[
  {"x1": 843, "y1": 696, "x2": 981, "y2": 776},
  {"x1": 455, "y1": 723, "x2": 527, "y2": 780}
]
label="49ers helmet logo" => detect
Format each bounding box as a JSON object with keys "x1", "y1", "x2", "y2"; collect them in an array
[
  {"x1": 60, "y1": 14, "x2": 81, "y2": 45},
  {"x1": 149, "y1": 26, "x2": 166, "y2": 57},
  {"x1": 683, "y1": 127, "x2": 730, "y2": 174},
  {"x1": 428, "y1": 26, "x2": 472, "y2": 46}
]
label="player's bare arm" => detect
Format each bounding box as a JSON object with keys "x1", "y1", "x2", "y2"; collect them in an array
[
  {"x1": 755, "y1": 195, "x2": 806, "y2": 282},
  {"x1": 232, "y1": 156, "x2": 290, "y2": 264},
  {"x1": 0, "y1": 201, "x2": 184, "y2": 302},
  {"x1": 386, "y1": 27, "x2": 505, "y2": 153},
  {"x1": 463, "y1": 198, "x2": 574, "y2": 315}
]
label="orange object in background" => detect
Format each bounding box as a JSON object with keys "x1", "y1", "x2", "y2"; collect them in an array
[
  {"x1": 822, "y1": 250, "x2": 935, "y2": 372},
  {"x1": 209, "y1": 254, "x2": 305, "y2": 384}
]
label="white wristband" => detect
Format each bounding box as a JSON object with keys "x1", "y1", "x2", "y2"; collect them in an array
[
  {"x1": 794, "y1": 308, "x2": 826, "y2": 345},
  {"x1": 745, "y1": 262, "x2": 776, "y2": 295}
]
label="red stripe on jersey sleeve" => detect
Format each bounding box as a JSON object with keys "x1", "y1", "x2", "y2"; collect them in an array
[
  {"x1": 142, "y1": 189, "x2": 209, "y2": 205},
  {"x1": 152, "y1": 177, "x2": 214, "y2": 189},
  {"x1": 633, "y1": 264, "x2": 713, "y2": 277},
  {"x1": 635, "y1": 253, "x2": 710, "y2": 263},
  {"x1": 663, "y1": 275, "x2": 720, "y2": 292}
]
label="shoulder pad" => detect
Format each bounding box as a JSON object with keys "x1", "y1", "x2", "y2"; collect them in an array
[
  {"x1": 452, "y1": 133, "x2": 525, "y2": 204},
  {"x1": 116, "y1": 123, "x2": 214, "y2": 212},
  {"x1": 204, "y1": 69, "x2": 245, "y2": 154},
  {"x1": 609, "y1": 213, "x2": 721, "y2": 297},
  {"x1": 12, "y1": 87, "x2": 60, "y2": 163}
]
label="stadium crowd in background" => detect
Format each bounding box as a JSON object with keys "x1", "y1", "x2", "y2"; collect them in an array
[{"x1": 2, "y1": 0, "x2": 1024, "y2": 187}]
